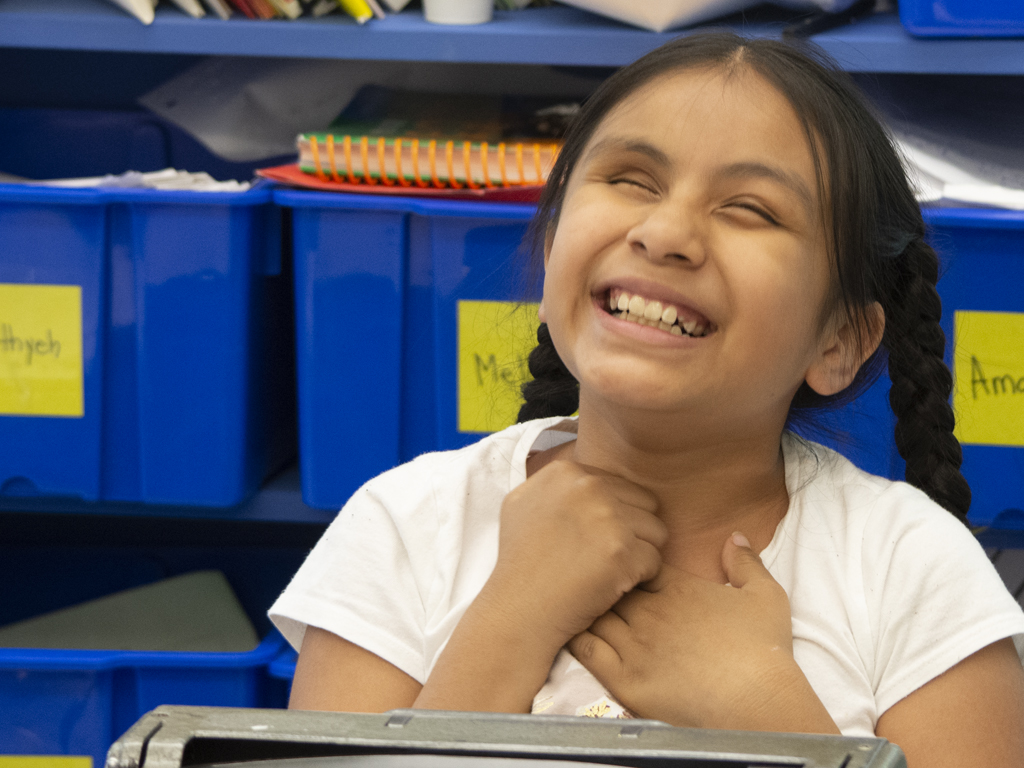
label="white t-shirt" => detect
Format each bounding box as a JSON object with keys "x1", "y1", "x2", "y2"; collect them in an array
[{"x1": 269, "y1": 417, "x2": 1024, "y2": 737}]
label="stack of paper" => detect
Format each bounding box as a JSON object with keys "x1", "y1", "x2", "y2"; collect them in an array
[
  {"x1": 0, "y1": 168, "x2": 252, "y2": 192},
  {"x1": 863, "y1": 75, "x2": 1024, "y2": 210}
]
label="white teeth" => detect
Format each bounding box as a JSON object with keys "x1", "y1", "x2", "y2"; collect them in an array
[{"x1": 610, "y1": 290, "x2": 710, "y2": 338}]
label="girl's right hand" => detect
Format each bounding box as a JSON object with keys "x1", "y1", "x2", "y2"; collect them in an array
[{"x1": 480, "y1": 458, "x2": 667, "y2": 651}]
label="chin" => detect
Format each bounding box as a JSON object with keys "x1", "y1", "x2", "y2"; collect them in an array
[{"x1": 581, "y1": 369, "x2": 685, "y2": 413}]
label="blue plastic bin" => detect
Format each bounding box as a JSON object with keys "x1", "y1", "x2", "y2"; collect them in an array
[
  {"x1": 900, "y1": 0, "x2": 1024, "y2": 37},
  {"x1": 923, "y1": 207, "x2": 1024, "y2": 530},
  {"x1": 0, "y1": 109, "x2": 295, "y2": 506},
  {"x1": 277, "y1": 190, "x2": 536, "y2": 510},
  {"x1": 0, "y1": 544, "x2": 296, "y2": 766},
  {"x1": 280, "y1": 190, "x2": 1024, "y2": 530}
]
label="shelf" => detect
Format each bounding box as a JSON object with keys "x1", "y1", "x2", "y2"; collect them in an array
[
  {"x1": 2, "y1": 0, "x2": 1024, "y2": 73},
  {"x1": 0, "y1": 465, "x2": 338, "y2": 524}
]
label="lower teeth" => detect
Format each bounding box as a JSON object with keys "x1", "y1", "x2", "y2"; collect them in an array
[{"x1": 614, "y1": 309, "x2": 698, "y2": 336}]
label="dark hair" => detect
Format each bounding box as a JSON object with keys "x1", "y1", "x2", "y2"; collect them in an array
[{"x1": 516, "y1": 31, "x2": 971, "y2": 522}]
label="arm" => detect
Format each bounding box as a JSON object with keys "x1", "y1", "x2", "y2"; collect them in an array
[
  {"x1": 875, "y1": 637, "x2": 1024, "y2": 768},
  {"x1": 290, "y1": 626, "x2": 421, "y2": 711}
]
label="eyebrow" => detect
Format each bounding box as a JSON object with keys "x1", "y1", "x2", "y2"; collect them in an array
[
  {"x1": 582, "y1": 137, "x2": 672, "y2": 169},
  {"x1": 716, "y1": 162, "x2": 815, "y2": 213}
]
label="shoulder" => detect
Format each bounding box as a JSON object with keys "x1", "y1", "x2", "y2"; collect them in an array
[
  {"x1": 781, "y1": 432, "x2": 968, "y2": 546},
  {"x1": 349, "y1": 416, "x2": 573, "y2": 524}
]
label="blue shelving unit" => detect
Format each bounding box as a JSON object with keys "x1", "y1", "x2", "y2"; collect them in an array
[
  {"x1": 1, "y1": 1, "x2": 1023, "y2": 538},
  {"x1": 0, "y1": 0, "x2": 1023, "y2": 73}
]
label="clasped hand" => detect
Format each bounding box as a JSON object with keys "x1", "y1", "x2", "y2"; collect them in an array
[
  {"x1": 569, "y1": 535, "x2": 800, "y2": 730},
  {"x1": 487, "y1": 457, "x2": 810, "y2": 730}
]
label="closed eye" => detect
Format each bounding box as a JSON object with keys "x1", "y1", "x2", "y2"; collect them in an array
[
  {"x1": 610, "y1": 176, "x2": 657, "y2": 194},
  {"x1": 731, "y1": 203, "x2": 780, "y2": 226}
]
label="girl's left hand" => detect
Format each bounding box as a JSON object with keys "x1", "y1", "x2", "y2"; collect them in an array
[{"x1": 568, "y1": 533, "x2": 839, "y2": 734}]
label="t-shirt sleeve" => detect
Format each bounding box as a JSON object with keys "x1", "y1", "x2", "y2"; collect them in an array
[
  {"x1": 862, "y1": 485, "x2": 1024, "y2": 716},
  {"x1": 268, "y1": 477, "x2": 435, "y2": 684}
]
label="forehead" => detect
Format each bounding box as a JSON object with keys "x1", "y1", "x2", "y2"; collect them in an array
[{"x1": 587, "y1": 66, "x2": 816, "y2": 178}]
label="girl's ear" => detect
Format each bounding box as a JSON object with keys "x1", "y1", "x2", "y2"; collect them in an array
[{"x1": 804, "y1": 302, "x2": 885, "y2": 396}]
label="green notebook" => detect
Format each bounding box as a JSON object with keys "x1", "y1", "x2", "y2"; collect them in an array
[{"x1": 0, "y1": 570, "x2": 260, "y2": 653}]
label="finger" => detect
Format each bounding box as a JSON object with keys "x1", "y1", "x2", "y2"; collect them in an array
[
  {"x1": 625, "y1": 508, "x2": 669, "y2": 550},
  {"x1": 568, "y1": 629, "x2": 623, "y2": 682},
  {"x1": 628, "y1": 538, "x2": 664, "y2": 586},
  {"x1": 572, "y1": 463, "x2": 659, "y2": 512},
  {"x1": 636, "y1": 560, "x2": 687, "y2": 593},
  {"x1": 588, "y1": 605, "x2": 632, "y2": 644},
  {"x1": 599, "y1": 475, "x2": 660, "y2": 514},
  {"x1": 721, "y1": 531, "x2": 771, "y2": 589}
]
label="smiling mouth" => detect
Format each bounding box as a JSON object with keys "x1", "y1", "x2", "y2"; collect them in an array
[{"x1": 603, "y1": 289, "x2": 715, "y2": 338}]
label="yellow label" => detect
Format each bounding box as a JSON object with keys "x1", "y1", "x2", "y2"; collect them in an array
[
  {"x1": 458, "y1": 300, "x2": 539, "y2": 433},
  {"x1": 0, "y1": 758, "x2": 92, "y2": 768},
  {"x1": 0, "y1": 283, "x2": 84, "y2": 417},
  {"x1": 953, "y1": 310, "x2": 1024, "y2": 447}
]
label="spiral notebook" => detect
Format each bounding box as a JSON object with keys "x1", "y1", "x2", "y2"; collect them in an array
[{"x1": 267, "y1": 85, "x2": 578, "y2": 196}]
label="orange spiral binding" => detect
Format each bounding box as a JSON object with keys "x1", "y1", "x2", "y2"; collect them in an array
[
  {"x1": 377, "y1": 137, "x2": 393, "y2": 186},
  {"x1": 309, "y1": 135, "x2": 327, "y2": 181},
  {"x1": 462, "y1": 141, "x2": 479, "y2": 189},
  {"x1": 533, "y1": 144, "x2": 542, "y2": 185},
  {"x1": 445, "y1": 141, "x2": 462, "y2": 189},
  {"x1": 480, "y1": 142, "x2": 493, "y2": 188},
  {"x1": 411, "y1": 139, "x2": 427, "y2": 188},
  {"x1": 394, "y1": 138, "x2": 410, "y2": 187},
  {"x1": 359, "y1": 136, "x2": 376, "y2": 185},
  {"x1": 497, "y1": 142, "x2": 508, "y2": 187},
  {"x1": 325, "y1": 135, "x2": 340, "y2": 182},
  {"x1": 342, "y1": 136, "x2": 356, "y2": 183},
  {"x1": 428, "y1": 141, "x2": 442, "y2": 187}
]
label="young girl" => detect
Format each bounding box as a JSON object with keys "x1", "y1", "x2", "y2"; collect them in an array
[{"x1": 270, "y1": 33, "x2": 1024, "y2": 767}]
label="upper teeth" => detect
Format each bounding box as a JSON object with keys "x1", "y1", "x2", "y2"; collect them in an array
[{"x1": 607, "y1": 290, "x2": 709, "y2": 338}]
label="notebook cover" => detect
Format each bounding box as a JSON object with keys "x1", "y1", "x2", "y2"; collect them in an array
[{"x1": 259, "y1": 162, "x2": 546, "y2": 202}]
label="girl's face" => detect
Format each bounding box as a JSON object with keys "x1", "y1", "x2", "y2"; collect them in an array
[{"x1": 541, "y1": 67, "x2": 836, "y2": 430}]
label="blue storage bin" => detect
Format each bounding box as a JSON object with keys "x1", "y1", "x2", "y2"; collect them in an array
[
  {"x1": 277, "y1": 190, "x2": 536, "y2": 510},
  {"x1": 0, "y1": 544, "x2": 296, "y2": 766},
  {"x1": 279, "y1": 190, "x2": 1024, "y2": 531},
  {"x1": 900, "y1": 0, "x2": 1024, "y2": 37},
  {"x1": 0, "y1": 110, "x2": 295, "y2": 507}
]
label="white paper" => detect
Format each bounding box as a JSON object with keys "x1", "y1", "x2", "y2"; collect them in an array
[
  {"x1": 17, "y1": 168, "x2": 251, "y2": 192},
  {"x1": 168, "y1": 0, "x2": 206, "y2": 17},
  {"x1": 106, "y1": 0, "x2": 156, "y2": 24},
  {"x1": 202, "y1": 0, "x2": 233, "y2": 19},
  {"x1": 139, "y1": 57, "x2": 602, "y2": 162},
  {"x1": 554, "y1": 0, "x2": 859, "y2": 32}
]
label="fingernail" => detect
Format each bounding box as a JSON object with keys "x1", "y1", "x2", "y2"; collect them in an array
[{"x1": 731, "y1": 532, "x2": 750, "y2": 548}]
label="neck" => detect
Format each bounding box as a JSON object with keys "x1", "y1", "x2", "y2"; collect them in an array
[{"x1": 569, "y1": 390, "x2": 791, "y2": 582}]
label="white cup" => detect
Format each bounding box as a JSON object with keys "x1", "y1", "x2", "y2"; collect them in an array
[{"x1": 423, "y1": 0, "x2": 493, "y2": 24}]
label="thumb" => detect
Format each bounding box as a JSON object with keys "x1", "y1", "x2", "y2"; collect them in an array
[{"x1": 722, "y1": 531, "x2": 769, "y2": 589}]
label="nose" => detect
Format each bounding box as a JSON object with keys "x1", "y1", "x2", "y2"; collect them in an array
[{"x1": 625, "y1": 198, "x2": 706, "y2": 267}]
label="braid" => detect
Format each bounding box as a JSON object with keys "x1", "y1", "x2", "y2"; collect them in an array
[
  {"x1": 517, "y1": 323, "x2": 579, "y2": 422},
  {"x1": 883, "y1": 238, "x2": 971, "y2": 523}
]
